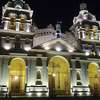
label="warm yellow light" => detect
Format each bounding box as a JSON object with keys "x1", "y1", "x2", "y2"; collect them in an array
[
  {"x1": 9, "y1": 58, "x2": 26, "y2": 95},
  {"x1": 14, "y1": 76, "x2": 19, "y2": 80},
  {"x1": 52, "y1": 73, "x2": 56, "y2": 77},
  {"x1": 48, "y1": 56, "x2": 70, "y2": 95}
]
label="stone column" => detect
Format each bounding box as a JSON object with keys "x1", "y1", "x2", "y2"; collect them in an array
[
  {"x1": 4, "y1": 20, "x2": 9, "y2": 30},
  {"x1": 1, "y1": 57, "x2": 9, "y2": 86},
  {"x1": 78, "y1": 31, "x2": 81, "y2": 39},
  {"x1": 82, "y1": 30, "x2": 86, "y2": 39},
  {"x1": 91, "y1": 32, "x2": 94, "y2": 40},
  {"x1": 0, "y1": 57, "x2": 2, "y2": 84},
  {"x1": 27, "y1": 58, "x2": 36, "y2": 86},
  {"x1": 81, "y1": 62, "x2": 88, "y2": 86},
  {"x1": 71, "y1": 61, "x2": 77, "y2": 87},
  {"x1": 99, "y1": 33, "x2": 100, "y2": 40},
  {"x1": 25, "y1": 23, "x2": 31, "y2": 32},
  {"x1": 41, "y1": 57, "x2": 48, "y2": 86},
  {"x1": 16, "y1": 22, "x2": 20, "y2": 31}
]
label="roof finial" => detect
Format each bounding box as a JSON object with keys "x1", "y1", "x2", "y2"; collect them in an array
[
  {"x1": 13, "y1": 0, "x2": 25, "y2": 9},
  {"x1": 80, "y1": 3, "x2": 87, "y2": 10}
]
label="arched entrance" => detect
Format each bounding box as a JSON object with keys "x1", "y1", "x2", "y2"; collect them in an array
[
  {"x1": 48, "y1": 56, "x2": 70, "y2": 96},
  {"x1": 8, "y1": 58, "x2": 26, "y2": 96},
  {"x1": 88, "y1": 62, "x2": 100, "y2": 95}
]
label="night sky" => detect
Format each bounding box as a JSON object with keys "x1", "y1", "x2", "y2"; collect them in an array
[{"x1": 1, "y1": 0, "x2": 100, "y2": 31}]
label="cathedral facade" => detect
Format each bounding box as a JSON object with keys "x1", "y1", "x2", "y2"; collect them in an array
[{"x1": 0, "y1": 0, "x2": 99, "y2": 97}]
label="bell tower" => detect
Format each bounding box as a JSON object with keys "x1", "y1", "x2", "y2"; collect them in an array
[{"x1": 2, "y1": 0, "x2": 33, "y2": 32}]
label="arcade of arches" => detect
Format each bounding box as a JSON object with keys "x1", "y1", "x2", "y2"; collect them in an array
[
  {"x1": 8, "y1": 56, "x2": 71, "y2": 96},
  {"x1": 5, "y1": 56, "x2": 100, "y2": 96}
]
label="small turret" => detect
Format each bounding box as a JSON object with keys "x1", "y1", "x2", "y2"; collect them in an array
[
  {"x1": 55, "y1": 21, "x2": 62, "y2": 38},
  {"x1": 80, "y1": 3, "x2": 87, "y2": 10},
  {"x1": 73, "y1": 3, "x2": 96, "y2": 25}
]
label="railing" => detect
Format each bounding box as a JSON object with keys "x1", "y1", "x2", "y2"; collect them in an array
[
  {"x1": 26, "y1": 85, "x2": 49, "y2": 97},
  {"x1": 0, "y1": 29, "x2": 35, "y2": 35},
  {"x1": 0, "y1": 85, "x2": 49, "y2": 97},
  {"x1": 0, "y1": 85, "x2": 8, "y2": 96},
  {"x1": 77, "y1": 28, "x2": 100, "y2": 41},
  {"x1": 72, "y1": 86, "x2": 90, "y2": 96}
]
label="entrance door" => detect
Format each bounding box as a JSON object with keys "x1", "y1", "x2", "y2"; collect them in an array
[
  {"x1": 10, "y1": 76, "x2": 21, "y2": 95},
  {"x1": 9, "y1": 58, "x2": 26, "y2": 96},
  {"x1": 49, "y1": 75, "x2": 55, "y2": 96},
  {"x1": 48, "y1": 56, "x2": 70, "y2": 96}
]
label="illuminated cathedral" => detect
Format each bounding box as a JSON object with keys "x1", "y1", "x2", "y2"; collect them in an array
[{"x1": 0, "y1": 0, "x2": 100, "y2": 97}]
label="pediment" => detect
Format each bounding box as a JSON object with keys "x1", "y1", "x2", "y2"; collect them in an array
[{"x1": 33, "y1": 38, "x2": 75, "y2": 52}]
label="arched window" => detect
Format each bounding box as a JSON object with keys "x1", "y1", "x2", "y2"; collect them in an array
[
  {"x1": 20, "y1": 14, "x2": 26, "y2": 31},
  {"x1": 9, "y1": 13, "x2": 16, "y2": 30}
]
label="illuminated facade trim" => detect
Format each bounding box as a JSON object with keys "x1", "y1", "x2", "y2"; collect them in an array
[{"x1": 0, "y1": 1, "x2": 100, "y2": 97}]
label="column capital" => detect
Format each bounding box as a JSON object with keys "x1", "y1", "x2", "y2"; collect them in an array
[{"x1": 25, "y1": 23, "x2": 31, "y2": 32}]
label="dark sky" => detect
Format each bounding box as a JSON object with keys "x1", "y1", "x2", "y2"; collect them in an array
[{"x1": 1, "y1": 0, "x2": 100, "y2": 31}]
